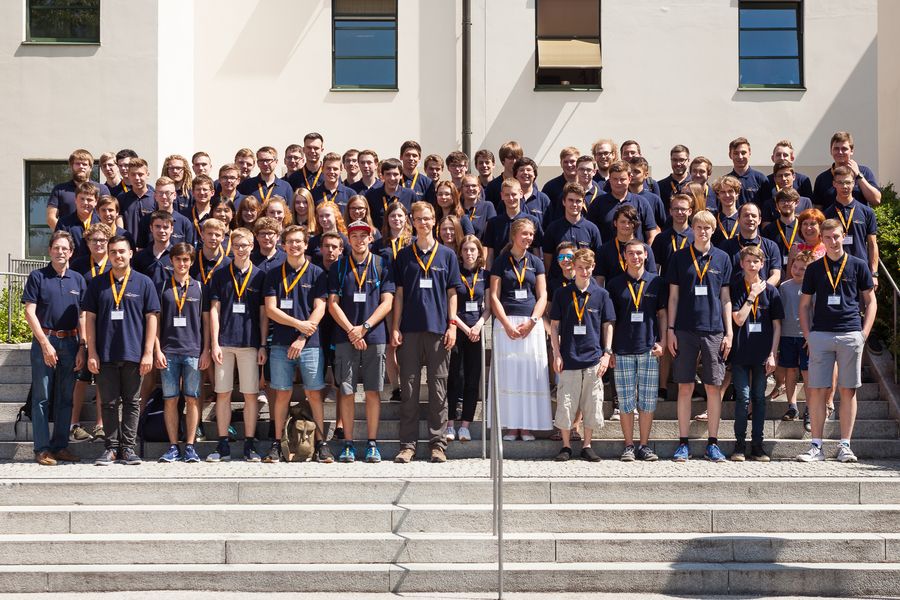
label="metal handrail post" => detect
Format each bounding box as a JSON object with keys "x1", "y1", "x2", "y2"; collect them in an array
[
  {"x1": 877, "y1": 259, "x2": 899, "y2": 384},
  {"x1": 489, "y1": 325, "x2": 504, "y2": 599},
  {"x1": 480, "y1": 332, "x2": 487, "y2": 459}
]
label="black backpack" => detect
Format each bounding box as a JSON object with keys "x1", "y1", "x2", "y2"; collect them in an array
[
  {"x1": 138, "y1": 388, "x2": 185, "y2": 453},
  {"x1": 15, "y1": 383, "x2": 53, "y2": 439}
]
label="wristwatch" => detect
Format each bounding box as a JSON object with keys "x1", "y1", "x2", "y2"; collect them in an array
[
  {"x1": 530, "y1": 316, "x2": 539, "y2": 324},
  {"x1": 602, "y1": 348, "x2": 613, "y2": 355},
  {"x1": 872, "y1": 272, "x2": 879, "y2": 278},
  {"x1": 363, "y1": 321, "x2": 371, "y2": 331}
]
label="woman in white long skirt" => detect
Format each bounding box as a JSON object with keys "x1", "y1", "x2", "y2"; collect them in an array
[{"x1": 488, "y1": 217, "x2": 552, "y2": 440}]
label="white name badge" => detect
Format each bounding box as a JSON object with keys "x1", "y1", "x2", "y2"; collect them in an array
[
  {"x1": 695, "y1": 286, "x2": 708, "y2": 296},
  {"x1": 110, "y1": 310, "x2": 124, "y2": 321},
  {"x1": 353, "y1": 292, "x2": 367, "y2": 303},
  {"x1": 573, "y1": 325, "x2": 587, "y2": 336},
  {"x1": 173, "y1": 317, "x2": 187, "y2": 328},
  {"x1": 843, "y1": 236, "x2": 853, "y2": 245},
  {"x1": 419, "y1": 278, "x2": 433, "y2": 289},
  {"x1": 747, "y1": 323, "x2": 762, "y2": 333},
  {"x1": 466, "y1": 301, "x2": 479, "y2": 313},
  {"x1": 514, "y1": 289, "x2": 528, "y2": 300},
  {"x1": 232, "y1": 303, "x2": 246, "y2": 314},
  {"x1": 280, "y1": 299, "x2": 294, "y2": 310},
  {"x1": 631, "y1": 312, "x2": 644, "y2": 323},
  {"x1": 782, "y1": 255, "x2": 789, "y2": 266},
  {"x1": 827, "y1": 294, "x2": 841, "y2": 306}
]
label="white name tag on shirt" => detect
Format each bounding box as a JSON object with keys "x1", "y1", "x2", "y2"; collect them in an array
[
  {"x1": 110, "y1": 310, "x2": 124, "y2": 321},
  {"x1": 353, "y1": 292, "x2": 367, "y2": 303},
  {"x1": 514, "y1": 289, "x2": 528, "y2": 300},
  {"x1": 843, "y1": 236, "x2": 853, "y2": 245},
  {"x1": 695, "y1": 286, "x2": 708, "y2": 296},
  {"x1": 747, "y1": 322, "x2": 762, "y2": 333},
  {"x1": 782, "y1": 255, "x2": 789, "y2": 266},
  {"x1": 827, "y1": 294, "x2": 841, "y2": 306},
  {"x1": 280, "y1": 299, "x2": 294, "y2": 310},
  {"x1": 419, "y1": 278, "x2": 433, "y2": 289},
  {"x1": 466, "y1": 301, "x2": 479, "y2": 313},
  {"x1": 173, "y1": 317, "x2": 187, "y2": 328},
  {"x1": 232, "y1": 303, "x2": 246, "y2": 314},
  {"x1": 573, "y1": 325, "x2": 587, "y2": 336},
  {"x1": 631, "y1": 312, "x2": 644, "y2": 323}
]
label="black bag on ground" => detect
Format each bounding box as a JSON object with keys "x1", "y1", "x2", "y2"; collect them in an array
[
  {"x1": 15, "y1": 382, "x2": 55, "y2": 439},
  {"x1": 138, "y1": 388, "x2": 185, "y2": 452}
]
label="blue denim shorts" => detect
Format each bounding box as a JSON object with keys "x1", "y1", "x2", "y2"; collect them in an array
[
  {"x1": 269, "y1": 345, "x2": 325, "y2": 391},
  {"x1": 777, "y1": 336, "x2": 809, "y2": 371},
  {"x1": 160, "y1": 353, "x2": 201, "y2": 398}
]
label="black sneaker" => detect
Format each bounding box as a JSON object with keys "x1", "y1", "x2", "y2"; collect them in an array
[
  {"x1": 554, "y1": 447, "x2": 572, "y2": 462},
  {"x1": 316, "y1": 442, "x2": 335, "y2": 463},
  {"x1": 262, "y1": 443, "x2": 282, "y2": 463},
  {"x1": 332, "y1": 427, "x2": 345, "y2": 441},
  {"x1": 803, "y1": 408, "x2": 811, "y2": 432},
  {"x1": 580, "y1": 446, "x2": 601, "y2": 462},
  {"x1": 636, "y1": 445, "x2": 658, "y2": 461},
  {"x1": 390, "y1": 388, "x2": 401, "y2": 402},
  {"x1": 782, "y1": 406, "x2": 799, "y2": 421},
  {"x1": 119, "y1": 447, "x2": 142, "y2": 465}
]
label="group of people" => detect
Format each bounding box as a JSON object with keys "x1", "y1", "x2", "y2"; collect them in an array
[{"x1": 24, "y1": 130, "x2": 880, "y2": 466}]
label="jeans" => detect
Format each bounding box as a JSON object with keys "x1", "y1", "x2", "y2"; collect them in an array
[
  {"x1": 447, "y1": 335, "x2": 481, "y2": 423},
  {"x1": 732, "y1": 363, "x2": 767, "y2": 445},
  {"x1": 30, "y1": 337, "x2": 78, "y2": 453},
  {"x1": 96, "y1": 361, "x2": 142, "y2": 451}
]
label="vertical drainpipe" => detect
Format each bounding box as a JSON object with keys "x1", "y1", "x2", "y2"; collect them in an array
[{"x1": 462, "y1": 0, "x2": 472, "y2": 157}]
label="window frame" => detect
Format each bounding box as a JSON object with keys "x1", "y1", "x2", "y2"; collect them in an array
[
  {"x1": 331, "y1": 0, "x2": 398, "y2": 91},
  {"x1": 24, "y1": 0, "x2": 100, "y2": 45},
  {"x1": 534, "y1": 0, "x2": 602, "y2": 92},
  {"x1": 737, "y1": 1, "x2": 804, "y2": 91}
]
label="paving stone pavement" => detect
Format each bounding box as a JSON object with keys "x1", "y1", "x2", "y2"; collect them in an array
[
  {"x1": 0, "y1": 458, "x2": 898, "y2": 479},
  {"x1": 0, "y1": 595, "x2": 897, "y2": 600}
]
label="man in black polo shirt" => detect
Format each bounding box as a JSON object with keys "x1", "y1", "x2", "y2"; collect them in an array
[{"x1": 47, "y1": 149, "x2": 110, "y2": 230}]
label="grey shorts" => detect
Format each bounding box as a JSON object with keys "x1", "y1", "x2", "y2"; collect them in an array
[
  {"x1": 334, "y1": 342, "x2": 387, "y2": 395},
  {"x1": 807, "y1": 330, "x2": 864, "y2": 389},
  {"x1": 672, "y1": 330, "x2": 726, "y2": 386}
]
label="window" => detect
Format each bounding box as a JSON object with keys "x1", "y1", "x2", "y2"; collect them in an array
[
  {"x1": 332, "y1": 0, "x2": 397, "y2": 90},
  {"x1": 535, "y1": 0, "x2": 602, "y2": 90},
  {"x1": 25, "y1": 161, "x2": 99, "y2": 258},
  {"x1": 26, "y1": 0, "x2": 100, "y2": 44},
  {"x1": 738, "y1": 2, "x2": 803, "y2": 89}
]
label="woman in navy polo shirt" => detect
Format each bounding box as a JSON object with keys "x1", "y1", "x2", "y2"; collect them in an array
[
  {"x1": 488, "y1": 218, "x2": 552, "y2": 441},
  {"x1": 438, "y1": 215, "x2": 464, "y2": 256},
  {"x1": 291, "y1": 187, "x2": 315, "y2": 235},
  {"x1": 434, "y1": 180, "x2": 475, "y2": 237}
]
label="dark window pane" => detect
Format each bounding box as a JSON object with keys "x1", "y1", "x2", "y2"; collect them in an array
[
  {"x1": 739, "y1": 7, "x2": 797, "y2": 29},
  {"x1": 335, "y1": 28, "x2": 396, "y2": 57},
  {"x1": 30, "y1": 196, "x2": 49, "y2": 225},
  {"x1": 28, "y1": 0, "x2": 99, "y2": 42},
  {"x1": 740, "y1": 58, "x2": 801, "y2": 86},
  {"x1": 335, "y1": 20, "x2": 395, "y2": 29},
  {"x1": 28, "y1": 163, "x2": 69, "y2": 194},
  {"x1": 740, "y1": 30, "x2": 799, "y2": 57},
  {"x1": 28, "y1": 228, "x2": 51, "y2": 259},
  {"x1": 334, "y1": 0, "x2": 396, "y2": 17},
  {"x1": 536, "y1": 67, "x2": 601, "y2": 88},
  {"x1": 335, "y1": 58, "x2": 396, "y2": 87}
]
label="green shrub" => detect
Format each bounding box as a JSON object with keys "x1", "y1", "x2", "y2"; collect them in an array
[
  {"x1": 0, "y1": 282, "x2": 32, "y2": 344},
  {"x1": 873, "y1": 183, "x2": 899, "y2": 352}
]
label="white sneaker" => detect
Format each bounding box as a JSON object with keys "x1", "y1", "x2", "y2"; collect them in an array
[
  {"x1": 257, "y1": 391, "x2": 268, "y2": 405},
  {"x1": 796, "y1": 444, "x2": 825, "y2": 462},
  {"x1": 610, "y1": 408, "x2": 621, "y2": 421},
  {"x1": 458, "y1": 426, "x2": 472, "y2": 442},
  {"x1": 837, "y1": 443, "x2": 858, "y2": 463},
  {"x1": 445, "y1": 425, "x2": 456, "y2": 442},
  {"x1": 502, "y1": 434, "x2": 517, "y2": 441},
  {"x1": 520, "y1": 432, "x2": 536, "y2": 441}
]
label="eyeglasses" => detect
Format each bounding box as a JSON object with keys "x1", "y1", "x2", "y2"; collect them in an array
[
  {"x1": 257, "y1": 158, "x2": 275, "y2": 165},
  {"x1": 557, "y1": 253, "x2": 574, "y2": 261},
  {"x1": 413, "y1": 216, "x2": 433, "y2": 223},
  {"x1": 595, "y1": 151, "x2": 613, "y2": 158},
  {"x1": 233, "y1": 243, "x2": 253, "y2": 251},
  {"x1": 89, "y1": 238, "x2": 109, "y2": 244}
]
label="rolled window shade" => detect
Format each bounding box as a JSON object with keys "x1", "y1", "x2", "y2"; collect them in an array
[
  {"x1": 537, "y1": 38, "x2": 601, "y2": 68},
  {"x1": 537, "y1": 0, "x2": 600, "y2": 37}
]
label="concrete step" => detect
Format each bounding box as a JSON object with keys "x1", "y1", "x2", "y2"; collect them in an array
[
  {"x1": 0, "y1": 346, "x2": 30, "y2": 367},
  {"x1": 0, "y1": 561, "x2": 899, "y2": 595},
  {"x1": 2, "y1": 502, "x2": 899, "y2": 535},
  {"x1": 0, "y1": 531, "x2": 896, "y2": 566}
]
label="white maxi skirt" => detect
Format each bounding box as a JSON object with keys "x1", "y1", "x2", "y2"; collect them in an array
[{"x1": 487, "y1": 316, "x2": 553, "y2": 430}]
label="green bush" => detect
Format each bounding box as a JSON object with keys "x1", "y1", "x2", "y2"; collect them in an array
[
  {"x1": 0, "y1": 283, "x2": 32, "y2": 344},
  {"x1": 873, "y1": 183, "x2": 899, "y2": 352}
]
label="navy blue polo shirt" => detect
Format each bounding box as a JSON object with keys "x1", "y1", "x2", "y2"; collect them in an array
[
  {"x1": 190, "y1": 251, "x2": 232, "y2": 290},
  {"x1": 596, "y1": 239, "x2": 658, "y2": 280},
  {"x1": 760, "y1": 195, "x2": 812, "y2": 224},
  {"x1": 108, "y1": 181, "x2": 127, "y2": 199},
  {"x1": 251, "y1": 247, "x2": 287, "y2": 275},
  {"x1": 70, "y1": 254, "x2": 111, "y2": 284},
  {"x1": 823, "y1": 200, "x2": 877, "y2": 263},
  {"x1": 665, "y1": 245, "x2": 733, "y2": 334},
  {"x1": 548, "y1": 280, "x2": 616, "y2": 370},
  {"x1": 173, "y1": 193, "x2": 192, "y2": 214},
  {"x1": 48, "y1": 180, "x2": 110, "y2": 221},
  {"x1": 761, "y1": 219, "x2": 800, "y2": 267},
  {"x1": 179, "y1": 206, "x2": 211, "y2": 243},
  {"x1": 366, "y1": 186, "x2": 416, "y2": 230},
  {"x1": 349, "y1": 179, "x2": 383, "y2": 195},
  {"x1": 210, "y1": 262, "x2": 266, "y2": 348},
  {"x1": 311, "y1": 183, "x2": 355, "y2": 213},
  {"x1": 812, "y1": 165, "x2": 878, "y2": 208},
  {"x1": 711, "y1": 210, "x2": 741, "y2": 248},
  {"x1": 83, "y1": 269, "x2": 160, "y2": 363},
  {"x1": 586, "y1": 192, "x2": 657, "y2": 242},
  {"x1": 136, "y1": 210, "x2": 195, "y2": 249},
  {"x1": 756, "y1": 173, "x2": 813, "y2": 213},
  {"x1": 327, "y1": 252, "x2": 395, "y2": 345},
  {"x1": 401, "y1": 171, "x2": 433, "y2": 202},
  {"x1": 121, "y1": 193, "x2": 156, "y2": 238},
  {"x1": 264, "y1": 259, "x2": 328, "y2": 348},
  {"x1": 541, "y1": 217, "x2": 603, "y2": 281},
  {"x1": 727, "y1": 168, "x2": 768, "y2": 205},
  {"x1": 55, "y1": 212, "x2": 100, "y2": 258},
  {"x1": 540, "y1": 174, "x2": 568, "y2": 210},
  {"x1": 490, "y1": 250, "x2": 545, "y2": 318},
  {"x1": 307, "y1": 232, "x2": 350, "y2": 265},
  {"x1": 719, "y1": 235, "x2": 782, "y2": 280},
  {"x1": 462, "y1": 200, "x2": 496, "y2": 239},
  {"x1": 453, "y1": 266, "x2": 488, "y2": 329},
  {"x1": 650, "y1": 227, "x2": 694, "y2": 276},
  {"x1": 393, "y1": 242, "x2": 461, "y2": 335},
  {"x1": 482, "y1": 212, "x2": 543, "y2": 255},
  {"x1": 658, "y1": 174, "x2": 692, "y2": 209},
  {"x1": 802, "y1": 253, "x2": 873, "y2": 333},
  {"x1": 521, "y1": 185, "x2": 552, "y2": 229},
  {"x1": 371, "y1": 236, "x2": 410, "y2": 264},
  {"x1": 637, "y1": 190, "x2": 667, "y2": 234},
  {"x1": 132, "y1": 245, "x2": 175, "y2": 288},
  {"x1": 22, "y1": 266, "x2": 86, "y2": 332},
  {"x1": 237, "y1": 176, "x2": 293, "y2": 210},
  {"x1": 484, "y1": 175, "x2": 506, "y2": 211},
  {"x1": 286, "y1": 166, "x2": 325, "y2": 191},
  {"x1": 606, "y1": 270, "x2": 668, "y2": 355},
  {"x1": 156, "y1": 276, "x2": 205, "y2": 356},
  {"x1": 729, "y1": 275, "x2": 784, "y2": 366}
]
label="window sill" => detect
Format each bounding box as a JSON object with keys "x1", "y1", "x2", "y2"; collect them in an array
[
  {"x1": 330, "y1": 87, "x2": 398, "y2": 92},
  {"x1": 534, "y1": 86, "x2": 602, "y2": 92},
  {"x1": 21, "y1": 40, "x2": 100, "y2": 46},
  {"x1": 737, "y1": 86, "x2": 806, "y2": 92}
]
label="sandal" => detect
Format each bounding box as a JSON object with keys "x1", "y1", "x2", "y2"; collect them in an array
[
  {"x1": 826, "y1": 405, "x2": 835, "y2": 420},
  {"x1": 768, "y1": 384, "x2": 785, "y2": 400},
  {"x1": 570, "y1": 428, "x2": 582, "y2": 441},
  {"x1": 782, "y1": 406, "x2": 799, "y2": 421},
  {"x1": 693, "y1": 410, "x2": 709, "y2": 422},
  {"x1": 550, "y1": 429, "x2": 563, "y2": 441}
]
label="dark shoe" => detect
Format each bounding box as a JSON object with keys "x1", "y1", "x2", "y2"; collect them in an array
[
  {"x1": 580, "y1": 446, "x2": 601, "y2": 462},
  {"x1": 803, "y1": 408, "x2": 811, "y2": 432},
  {"x1": 262, "y1": 444, "x2": 282, "y2": 463},
  {"x1": 52, "y1": 448, "x2": 80, "y2": 463},
  {"x1": 316, "y1": 442, "x2": 335, "y2": 464},
  {"x1": 554, "y1": 447, "x2": 572, "y2": 462},
  {"x1": 119, "y1": 447, "x2": 142, "y2": 465},
  {"x1": 35, "y1": 451, "x2": 57, "y2": 466},
  {"x1": 390, "y1": 388, "x2": 401, "y2": 402},
  {"x1": 332, "y1": 427, "x2": 345, "y2": 441},
  {"x1": 636, "y1": 445, "x2": 659, "y2": 461},
  {"x1": 782, "y1": 406, "x2": 799, "y2": 421},
  {"x1": 94, "y1": 448, "x2": 117, "y2": 466}
]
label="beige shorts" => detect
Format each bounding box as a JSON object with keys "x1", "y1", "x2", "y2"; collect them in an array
[
  {"x1": 555, "y1": 363, "x2": 604, "y2": 430},
  {"x1": 214, "y1": 346, "x2": 260, "y2": 394}
]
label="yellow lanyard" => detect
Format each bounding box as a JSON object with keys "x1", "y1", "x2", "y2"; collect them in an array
[
  {"x1": 404, "y1": 171, "x2": 419, "y2": 190},
  {"x1": 718, "y1": 213, "x2": 738, "y2": 239},
  {"x1": 571, "y1": 290, "x2": 589, "y2": 324},
  {"x1": 322, "y1": 188, "x2": 338, "y2": 204},
  {"x1": 614, "y1": 238, "x2": 627, "y2": 273},
  {"x1": 627, "y1": 279, "x2": 645, "y2": 311},
  {"x1": 110, "y1": 269, "x2": 131, "y2": 309},
  {"x1": 303, "y1": 167, "x2": 322, "y2": 190},
  {"x1": 835, "y1": 205, "x2": 855, "y2": 233},
  {"x1": 743, "y1": 280, "x2": 760, "y2": 321},
  {"x1": 776, "y1": 219, "x2": 798, "y2": 252},
  {"x1": 671, "y1": 233, "x2": 688, "y2": 252},
  {"x1": 413, "y1": 243, "x2": 438, "y2": 276},
  {"x1": 199, "y1": 249, "x2": 224, "y2": 284},
  {"x1": 258, "y1": 183, "x2": 274, "y2": 202},
  {"x1": 90, "y1": 255, "x2": 108, "y2": 278},
  {"x1": 390, "y1": 237, "x2": 402, "y2": 260},
  {"x1": 468, "y1": 202, "x2": 478, "y2": 221},
  {"x1": 586, "y1": 185, "x2": 599, "y2": 207},
  {"x1": 192, "y1": 207, "x2": 203, "y2": 236},
  {"x1": 222, "y1": 236, "x2": 232, "y2": 257},
  {"x1": 382, "y1": 194, "x2": 397, "y2": 214},
  {"x1": 81, "y1": 215, "x2": 92, "y2": 231},
  {"x1": 824, "y1": 253, "x2": 848, "y2": 294},
  {"x1": 689, "y1": 246, "x2": 711, "y2": 285},
  {"x1": 461, "y1": 270, "x2": 478, "y2": 300},
  {"x1": 509, "y1": 254, "x2": 528, "y2": 288},
  {"x1": 121, "y1": 182, "x2": 129, "y2": 193},
  {"x1": 282, "y1": 260, "x2": 310, "y2": 296},
  {"x1": 171, "y1": 276, "x2": 189, "y2": 315},
  {"x1": 350, "y1": 253, "x2": 372, "y2": 291},
  {"x1": 230, "y1": 263, "x2": 252, "y2": 301}
]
